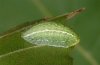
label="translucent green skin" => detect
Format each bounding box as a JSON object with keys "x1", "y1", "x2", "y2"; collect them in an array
[{"x1": 22, "y1": 22, "x2": 79, "y2": 48}]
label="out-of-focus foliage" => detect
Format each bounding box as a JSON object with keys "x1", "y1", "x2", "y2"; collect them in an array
[{"x1": 0, "y1": 0, "x2": 100, "y2": 65}]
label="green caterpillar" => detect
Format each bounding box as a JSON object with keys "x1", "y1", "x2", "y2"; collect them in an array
[{"x1": 22, "y1": 21, "x2": 79, "y2": 48}]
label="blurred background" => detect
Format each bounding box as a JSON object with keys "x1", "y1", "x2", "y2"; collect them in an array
[{"x1": 0, "y1": 0, "x2": 100, "y2": 65}]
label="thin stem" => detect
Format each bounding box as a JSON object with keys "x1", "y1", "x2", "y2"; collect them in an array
[
  {"x1": 32, "y1": 0, "x2": 52, "y2": 17},
  {"x1": 77, "y1": 45, "x2": 99, "y2": 65}
]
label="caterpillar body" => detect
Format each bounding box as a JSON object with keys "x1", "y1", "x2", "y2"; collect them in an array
[{"x1": 22, "y1": 21, "x2": 79, "y2": 48}]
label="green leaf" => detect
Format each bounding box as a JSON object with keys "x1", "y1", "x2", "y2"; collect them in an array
[
  {"x1": 0, "y1": 46, "x2": 73, "y2": 65},
  {"x1": 0, "y1": 8, "x2": 81, "y2": 65}
]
